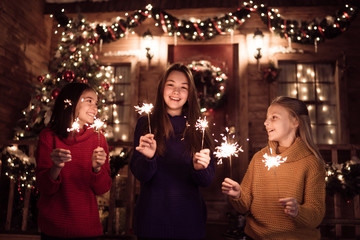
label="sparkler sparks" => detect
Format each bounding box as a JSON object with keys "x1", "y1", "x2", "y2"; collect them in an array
[
  {"x1": 214, "y1": 136, "x2": 243, "y2": 162},
  {"x1": 214, "y1": 127, "x2": 244, "y2": 178},
  {"x1": 134, "y1": 103, "x2": 153, "y2": 133},
  {"x1": 90, "y1": 118, "x2": 105, "y2": 132},
  {"x1": 195, "y1": 116, "x2": 208, "y2": 149},
  {"x1": 67, "y1": 118, "x2": 80, "y2": 133},
  {"x1": 64, "y1": 99, "x2": 72, "y2": 109},
  {"x1": 262, "y1": 148, "x2": 287, "y2": 170},
  {"x1": 89, "y1": 117, "x2": 105, "y2": 146},
  {"x1": 134, "y1": 103, "x2": 154, "y2": 115}
]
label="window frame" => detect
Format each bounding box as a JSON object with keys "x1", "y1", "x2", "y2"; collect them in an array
[{"x1": 275, "y1": 60, "x2": 347, "y2": 144}]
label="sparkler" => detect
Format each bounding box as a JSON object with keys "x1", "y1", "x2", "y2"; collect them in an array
[
  {"x1": 64, "y1": 99, "x2": 72, "y2": 109},
  {"x1": 134, "y1": 103, "x2": 153, "y2": 134},
  {"x1": 89, "y1": 117, "x2": 105, "y2": 145},
  {"x1": 214, "y1": 127, "x2": 243, "y2": 178},
  {"x1": 262, "y1": 148, "x2": 287, "y2": 198},
  {"x1": 195, "y1": 116, "x2": 208, "y2": 149},
  {"x1": 67, "y1": 118, "x2": 80, "y2": 133}
]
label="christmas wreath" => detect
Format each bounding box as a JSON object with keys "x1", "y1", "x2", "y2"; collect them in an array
[
  {"x1": 262, "y1": 63, "x2": 280, "y2": 83},
  {"x1": 188, "y1": 61, "x2": 227, "y2": 112}
]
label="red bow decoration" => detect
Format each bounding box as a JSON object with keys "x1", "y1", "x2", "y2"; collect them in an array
[{"x1": 262, "y1": 66, "x2": 280, "y2": 83}]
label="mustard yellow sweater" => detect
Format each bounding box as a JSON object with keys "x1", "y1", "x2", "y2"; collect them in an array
[{"x1": 230, "y1": 137, "x2": 326, "y2": 240}]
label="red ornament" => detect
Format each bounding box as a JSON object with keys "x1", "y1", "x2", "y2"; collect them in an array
[
  {"x1": 101, "y1": 83, "x2": 110, "y2": 90},
  {"x1": 87, "y1": 38, "x2": 96, "y2": 45},
  {"x1": 51, "y1": 88, "x2": 61, "y2": 99},
  {"x1": 69, "y1": 45, "x2": 76, "y2": 52},
  {"x1": 37, "y1": 75, "x2": 45, "y2": 83},
  {"x1": 80, "y1": 78, "x2": 88, "y2": 84},
  {"x1": 62, "y1": 70, "x2": 75, "y2": 82}
]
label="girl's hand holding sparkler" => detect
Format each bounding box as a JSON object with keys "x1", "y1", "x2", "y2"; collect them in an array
[
  {"x1": 193, "y1": 148, "x2": 210, "y2": 170},
  {"x1": 221, "y1": 177, "x2": 241, "y2": 199},
  {"x1": 279, "y1": 197, "x2": 299, "y2": 217},
  {"x1": 136, "y1": 133, "x2": 157, "y2": 159},
  {"x1": 50, "y1": 149, "x2": 72, "y2": 168},
  {"x1": 92, "y1": 146, "x2": 107, "y2": 173}
]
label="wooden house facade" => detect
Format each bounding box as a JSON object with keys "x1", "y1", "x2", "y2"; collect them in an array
[{"x1": 1, "y1": 0, "x2": 360, "y2": 239}]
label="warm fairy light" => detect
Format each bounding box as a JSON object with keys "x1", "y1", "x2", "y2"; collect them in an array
[
  {"x1": 67, "y1": 118, "x2": 80, "y2": 133},
  {"x1": 262, "y1": 148, "x2": 287, "y2": 170}
]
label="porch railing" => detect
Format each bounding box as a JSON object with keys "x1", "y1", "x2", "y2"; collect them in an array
[
  {"x1": 0, "y1": 139, "x2": 134, "y2": 237},
  {"x1": 1, "y1": 141, "x2": 360, "y2": 238}
]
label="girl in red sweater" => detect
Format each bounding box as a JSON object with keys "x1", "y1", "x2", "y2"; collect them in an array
[
  {"x1": 36, "y1": 83, "x2": 112, "y2": 240},
  {"x1": 222, "y1": 96, "x2": 325, "y2": 239}
]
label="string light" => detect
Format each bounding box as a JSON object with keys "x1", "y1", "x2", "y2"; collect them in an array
[{"x1": 52, "y1": 3, "x2": 357, "y2": 43}]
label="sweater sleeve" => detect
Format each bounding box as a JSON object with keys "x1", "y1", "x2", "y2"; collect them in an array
[
  {"x1": 90, "y1": 133, "x2": 112, "y2": 195},
  {"x1": 190, "y1": 151, "x2": 215, "y2": 187},
  {"x1": 130, "y1": 117, "x2": 158, "y2": 182},
  {"x1": 230, "y1": 153, "x2": 258, "y2": 214},
  {"x1": 294, "y1": 160, "x2": 326, "y2": 228},
  {"x1": 35, "y1": 129, "x2": 62, "y2": 195}
]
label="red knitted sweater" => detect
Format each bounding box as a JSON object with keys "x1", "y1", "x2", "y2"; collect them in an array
[{"x1": 35, "y1": 127, "x2": 112, "y2": 238}]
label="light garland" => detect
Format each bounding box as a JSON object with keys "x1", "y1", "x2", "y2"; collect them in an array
[
  {"x1": 1, "y1": 146, "x2": 37, "y2": 200},
  {"x1": 325, "y1": 157, "x2": 360, "y2": 201},
  {"x1": 52, "y1": 2, "x2": 358, "y2": 43}
]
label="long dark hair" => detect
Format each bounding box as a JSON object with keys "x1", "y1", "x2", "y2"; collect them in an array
[
  {"x1": 49, "y1": 82, "x2": 94, "y2": 139},
  {"x1": 151, "y1": 63, "x2": 214, "y2": 156},
  {"x1": 271, "y1": 96, "x2": 323, "y2": 162}
]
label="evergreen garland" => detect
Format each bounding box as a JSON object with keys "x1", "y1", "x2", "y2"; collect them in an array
[
  {"x1": 325, "y1": 158, "x2": 360, "y2": 201},
  {"x1": 52, "y1": 2, "x2": 359, "y2": 43}
]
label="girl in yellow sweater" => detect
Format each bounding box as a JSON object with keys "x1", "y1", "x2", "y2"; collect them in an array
[{"x1": 222, "y1": 96, "x2": 326, "y2": 239}]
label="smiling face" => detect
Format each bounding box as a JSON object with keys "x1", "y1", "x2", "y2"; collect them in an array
[
  {"x1": 75, "y1": 90, "x2": 98, "y2": 127},
  {"x1": 163, "y1": 70, "x2": 189, "y2": 116},
  {"x1": 264, "y1": 104, "x2": 299, "y2": 147}
]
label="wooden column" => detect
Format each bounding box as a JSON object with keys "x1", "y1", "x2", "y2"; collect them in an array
[
  {"x1": 351, "y1": 148, "x2": 360, "y2": 237},
  {"x1": 5, "y1": 179, "x2": 15, "y2": 231},
  {"x1": 21, "y1": 143, "x2": 35, "y2": 231},
  {"x1": 332, "y1": 148, "x2": 342, "y2": 237},
  {"x1": 21, "y1": 188, "x2": 31, "y2": 231},
  {"x1": 107, "y1": 177, "x2": 117, "y2": 234},
  {"x1": 126, "y1": 167, "x2": 135, "y2": 234}
]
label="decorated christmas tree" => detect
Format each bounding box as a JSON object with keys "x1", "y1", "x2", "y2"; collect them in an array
[{"x1": 14, "y1": 10, "x2": 114, "y2": 140}]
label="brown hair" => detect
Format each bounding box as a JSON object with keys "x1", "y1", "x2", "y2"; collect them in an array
[
  {"x1": 50, "y1": 82, "x2": 95, "y2": 139},
  {"x1": 271, "y1": 96, "x2": 323, "y2": 162},
  {"x1": 150, "y1": 63, "x2": 214, "y2": 156}
]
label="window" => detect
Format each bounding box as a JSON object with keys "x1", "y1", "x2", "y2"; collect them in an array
[
  {"x1": 102, "y1": 64, "x2": 132, "y2": 142},
  {"x1": 277, "y1": 62, "x2": 337, "y2": 144}
]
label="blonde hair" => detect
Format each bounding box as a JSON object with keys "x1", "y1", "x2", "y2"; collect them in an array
[{"x1": 271, "y1": 96, "x2": 323, "y2": 162}]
